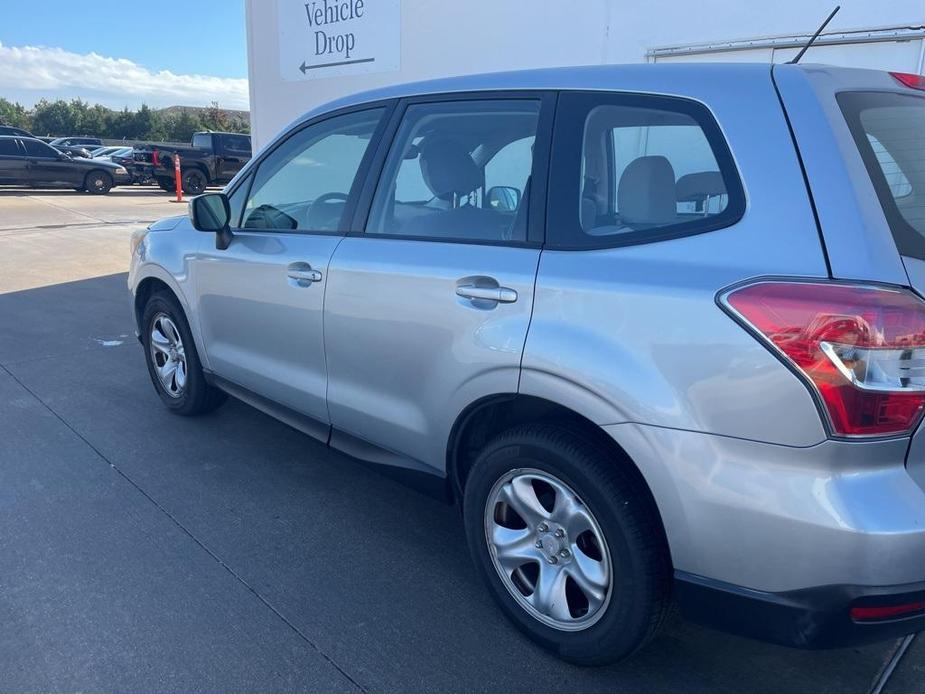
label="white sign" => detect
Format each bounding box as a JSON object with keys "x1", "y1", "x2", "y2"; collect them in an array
[{"x1": 278, "y1": 0, "x2": 401, "y2": 81}]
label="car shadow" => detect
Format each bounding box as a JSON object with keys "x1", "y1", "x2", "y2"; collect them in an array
[{"x1": 0, "y1": 272, "x2": 900, "y2": 694}]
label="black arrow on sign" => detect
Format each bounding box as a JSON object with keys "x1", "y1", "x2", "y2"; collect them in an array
[{"x1": 299, "y1": 57, "x2": 375, "y2": 74}]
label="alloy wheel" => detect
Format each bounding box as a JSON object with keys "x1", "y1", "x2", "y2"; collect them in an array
[
  {"x1": 484, "y1": 468, "x2": 612, "y2": 631},
  {"x1": 149, "y1": 313, "x2": 187, "y2": 398}
]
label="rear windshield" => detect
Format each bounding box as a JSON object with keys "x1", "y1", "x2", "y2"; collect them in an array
[{"x1": 839, "y1": 91, "x2": 925, "y2": 258}]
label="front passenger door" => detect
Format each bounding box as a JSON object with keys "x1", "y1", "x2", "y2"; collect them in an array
[{"x1": 192, "y1": 105, "x2": 389, "y2": 432}]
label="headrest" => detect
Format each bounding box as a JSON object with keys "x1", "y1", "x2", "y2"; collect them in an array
[
  {"x1": 617, "y1": 155, "x2": 677, "y2": 225},
  {"x1": 676, "y1": 171, "x2": 726, "y2": 201},
  {"x1": 418, "y1": 137, "x2": 481, "y2": 200}
]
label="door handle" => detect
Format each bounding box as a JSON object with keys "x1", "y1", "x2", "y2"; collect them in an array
[
  {"x1": 456, "y1": 284, "x2": 518, "y2": 304},
  {"x1": 286, "y1": 262, "x2": 322, "y2": 286}
]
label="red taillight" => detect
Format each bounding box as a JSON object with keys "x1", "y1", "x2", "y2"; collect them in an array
[
  {"x1": 850, "y1": 602, "x2": 925, "y2": 622},
  {"x1": 890, "y1": 72, "x2": 925, "y2": 91},
  {"x1": 723, "y1": 282, "x2": 925, "y2": 437}
]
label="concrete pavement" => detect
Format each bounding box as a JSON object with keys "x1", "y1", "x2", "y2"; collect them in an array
[{"x1": 0, "y1": 189, "x2": 920, "y2": 693}]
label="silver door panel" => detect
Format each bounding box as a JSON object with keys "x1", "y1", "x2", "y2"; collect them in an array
[
  {"x1": 195, "y1": 231, "x2": 342, "y2": 423},
  {"x1": 324, "y1": 237, "x2": 540, "y2": 471}
]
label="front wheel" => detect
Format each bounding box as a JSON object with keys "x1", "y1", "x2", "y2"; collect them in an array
[
  {"x1": 141, "y1": 292, "x2": 226, "y2": 416},
  {"x1": 84, "y1": 170, "x2": 113, "y2": 195},
  {"x1": 463, "y1": 424, "x2": 671, "y2": 665}
]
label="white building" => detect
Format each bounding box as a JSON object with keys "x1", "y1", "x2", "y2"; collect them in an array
[{"x1": 244, "y1": 0, "x2": 925, "y2": 149}]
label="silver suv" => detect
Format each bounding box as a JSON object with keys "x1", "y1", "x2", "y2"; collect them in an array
[{"x1": 129, "y1": 64, "x2": 925, "y2": 664}]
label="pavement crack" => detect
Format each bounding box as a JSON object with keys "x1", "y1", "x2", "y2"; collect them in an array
[
  {"x1": 868, "y1": 633, "x2": 916, "y2": 694},
  {"x1": 0, "y1": 219, "x2": 155, "y2": 236},
  {"x1": 24, "y1": 194, "x2": 108, "y2": 224},
  {"x1": 0, "y1": 361, "x2": 369, "y2": 694}
]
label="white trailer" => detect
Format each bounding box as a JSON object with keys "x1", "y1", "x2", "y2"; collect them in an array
[{"x1": 245, "y1": 0, "x2": 925, "y2": 149}]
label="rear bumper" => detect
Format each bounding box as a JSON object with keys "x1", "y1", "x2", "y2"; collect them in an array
[
  {"x1": 676, "y1": 571, "x2": 925, "y2": 648},
  {"x1": 607, "y1": 424, "x2": 925, "y2": 593}
]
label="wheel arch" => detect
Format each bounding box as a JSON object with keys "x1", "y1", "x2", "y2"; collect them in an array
[
  {"x1": 134, "y1": 276, "x2": 176, "y2": 334},
  {"x1": 446, "y1": 395, "x2": 667, "y2": 543},
  {"x1": 182, "y1": 162, "x2": 211, "y2": 182}
]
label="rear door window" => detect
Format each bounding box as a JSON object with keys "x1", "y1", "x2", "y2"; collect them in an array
[
  {"x1": 22, "y1": 139, "x2": 57, "y2": 158},
  {"x1": 365, "y1": 99, "x2": 541, "y2": 243},
  {"x1": 839, "y1": 91, "x2": 925, "y2": 257},
  {"x1": 547, "y1": 92, "x2": 745, "y2": 249}
]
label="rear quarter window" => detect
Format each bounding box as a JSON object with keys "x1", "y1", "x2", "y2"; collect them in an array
[
  {"x1": 546, "y1": 92, "x2": 745, "y2": 249},
  {"x1": 839, "y1": 91, "x2": 925, "y2": 258}
]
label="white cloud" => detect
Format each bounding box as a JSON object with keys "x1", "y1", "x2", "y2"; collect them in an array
[{"x1": 0, "y1": 42, "x2": 249, "y2": 110}]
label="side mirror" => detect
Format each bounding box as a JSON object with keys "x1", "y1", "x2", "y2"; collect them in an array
[
  {"x1": 486, "y1": 186, "x2": 521, "y2": 212},
  {"x1": 189, "y1": 193, "x2": 234, "y2": 250},
  {"x1": 57, "y1": 152, "x2": 71, "y2": 160}
]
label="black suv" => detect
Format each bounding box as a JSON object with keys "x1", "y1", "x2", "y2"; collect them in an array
[{"x1": 0, "y1": 136, "x2": 131, "y2": 194}]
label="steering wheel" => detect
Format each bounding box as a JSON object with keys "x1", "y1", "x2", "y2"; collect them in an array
[{"x1": 306, "y1": 192, "x2": 349, "y2": 230}]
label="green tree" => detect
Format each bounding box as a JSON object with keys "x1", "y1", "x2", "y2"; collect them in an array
[
  {"x1": 164, "y1": 110, "x2": 203, "y2": 142},
  {"x1": 31, "y1": 99, "x2": 82, "y2": 136},
  {"x1": 228, "y1": 114, "x2": 251, "y2": 134},
  {"x1": 80, "y1": 104, "x2": 110, "y2": 137},
  {"x1": 200, "y1": 101, "x2": 229, "y2": 132},
  {"x1": 106, "y1": 107, "x2": 136, "y2": 140},
  {"x1": 0, "y1": 98, "x2": 30, "y2": 129},
  {"x1": 132, "y1": 104, "x2": 165, "y2": 140}
]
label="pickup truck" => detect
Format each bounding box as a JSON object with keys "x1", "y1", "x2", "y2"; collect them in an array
[{"x1": 134, "y1": 131, "x2": 252, "y2": 195}]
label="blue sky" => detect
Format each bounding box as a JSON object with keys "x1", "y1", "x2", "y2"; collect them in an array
[{"x1": 0, "y1": 1, "x2": 249, "y2": 110}]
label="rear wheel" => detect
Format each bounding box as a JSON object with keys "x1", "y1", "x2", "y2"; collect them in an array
[
  {"x1": 84, "y1": 170, "x2": 112, "y2": 195},
  {"x1": 463, "y1": 424, "x2": 671, "y2": 665},
  {"x1": 141, "y1": 292, "x2": 226, "y2": 416},
  {"x1": 181, "y1": 168, "x2": 207, "y2": 195}
]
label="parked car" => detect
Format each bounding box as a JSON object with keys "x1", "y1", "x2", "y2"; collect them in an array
[
  {"x1": 133, "y1": 131, "x2": 251, "y2": 195},
  {"x1": 129, "y1": 64, "x2": 925, "y2": 664},
  {"x1": 93, "y1": 146, "x2": 133, "y2": 160},
  {"x1": 49, "y1": 136, "x2": 104, "y2": 148},
  {"x1": 0, "y1": 136, "x2": 130, "y2": 193},
  {"x1": 0, "y1": 125, "x2": 35, "y2": 137},
  {"x1": 55, "y1": 145, "x2": 94, "y2": 159}
]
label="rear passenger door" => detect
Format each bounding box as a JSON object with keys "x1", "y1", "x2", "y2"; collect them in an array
[{"x1": 323, "y1": 93, "x2": 555, "y2": 471}]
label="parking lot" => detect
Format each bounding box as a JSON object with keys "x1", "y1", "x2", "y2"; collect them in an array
[{"x1": 0, "y1": 187, "x2": 921, "y2": 693}]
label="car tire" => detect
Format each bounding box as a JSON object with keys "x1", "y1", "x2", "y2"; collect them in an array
[
  {"x1": 462, "y1": 423, "x2": 672, "y2": 665},
  {"x1": 84, "y1": 170, "x2": 113, "y2": 195},
  {"x1": 181, "y1": 168, "x2": 207, "y2": 195},
  {"x1": 141, "y1": 291, "x2": 226, "y2": 416}
]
